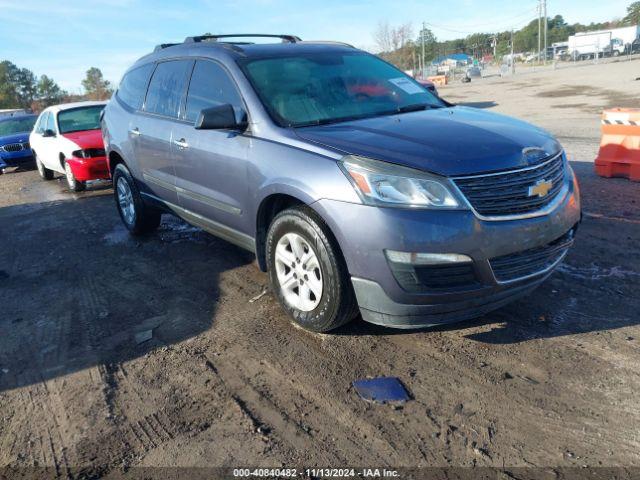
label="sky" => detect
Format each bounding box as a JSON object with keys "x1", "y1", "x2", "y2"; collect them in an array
[{"x1": 0, "y1": 0, "x2": 633, "y2": 92}]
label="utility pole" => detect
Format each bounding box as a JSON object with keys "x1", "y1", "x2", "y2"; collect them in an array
[
  {"x1": 538, "y1": 0, "x2": 542, "y2": 64},
  {"x1": 510, "y1": 29, "x2": 515, "y2": 75},
  {"x1": 543, "y1": 0, "x2": 548, "y2": 64},
  {"x1": 421, "y1": 21, "x2": 426, "y2": 79}
]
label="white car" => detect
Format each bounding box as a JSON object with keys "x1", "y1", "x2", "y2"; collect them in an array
[{"x1": 30, "y1": 101, "x2": 109, "y2": 191}]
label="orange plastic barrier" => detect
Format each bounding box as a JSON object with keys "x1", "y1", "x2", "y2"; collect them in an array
[
  {"x1": 427, "y1": 75, "x2": 448, "y2": 87},
  {"x1": 594, "y1": 108, "x2": 640, "y2": 181}
]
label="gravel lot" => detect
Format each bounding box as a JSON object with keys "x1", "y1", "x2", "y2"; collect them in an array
[{"x1": 1, "y1": 59, "x2": 639, "y2": 478}]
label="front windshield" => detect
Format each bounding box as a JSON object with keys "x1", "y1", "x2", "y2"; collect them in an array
[
  {"x1": 0, "y1": 116, "x2": 37, "y2": 136},
  {"x1": 240, "y1": 52, "x2": 445, "y2": 127},
  {"x1": 57, "y1": 106, "x2": 104, "y2": 134}
]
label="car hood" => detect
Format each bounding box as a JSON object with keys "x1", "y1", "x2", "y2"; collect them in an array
[
  {"x1": 0, "y1": 132, "x2": 30, "y2": 145},
  {"x1": 294, "y1": 106, "x2": 561, "y2": 176},
  {"x1": 61, "y1": 129, "x2": 104, "y2": 149}
]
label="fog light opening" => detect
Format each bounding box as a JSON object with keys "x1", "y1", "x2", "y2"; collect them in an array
[{"x1": 385, "y1": 251, "x2": 472, "y2": 266}]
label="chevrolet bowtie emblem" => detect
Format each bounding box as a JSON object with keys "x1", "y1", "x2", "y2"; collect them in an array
[{"x1": 528, "y1": 179, "x2": 552, "y2": 198}]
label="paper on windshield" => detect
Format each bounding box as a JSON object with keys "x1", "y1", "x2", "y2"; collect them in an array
[{"x1": 389, "y1": 77, "x2": 424, "y2": 95}]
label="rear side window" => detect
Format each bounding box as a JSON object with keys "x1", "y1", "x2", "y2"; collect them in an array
[
  {"x1": 117, "y1": 64, "x2": 154, "y2": 110},
  {"x1": 185, "y1": 60, "x2": 244, "y2": 123},
  {"x1": 144, "y1": 60, "x2": 192, "y2": 118}
]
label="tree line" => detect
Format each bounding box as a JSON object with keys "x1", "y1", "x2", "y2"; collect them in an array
[
  {"x1": 0, "y1": 62, "x2": 114, "y2": 111},
  {"x1": 374, "y1": 1, "x2": 640, "y2": 71}
]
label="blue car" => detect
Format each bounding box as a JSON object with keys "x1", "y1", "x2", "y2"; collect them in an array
[
  {"x1": 102, "y1": 34, "x2": 581, "y2": 332},
  {"x1": 0, "y1": 114, "x2": 38, "y2": 172}
]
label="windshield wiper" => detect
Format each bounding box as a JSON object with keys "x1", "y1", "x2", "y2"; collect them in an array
[
  {"x1": 397, "y1": 103, "x2": 428, "y2": 113},
  {"x1": 294, "y1": 112, "x2": 384, "y2": 128},
  {"x1": 396, "y1": 103, "x2": 443, "y2": 113},
  {"x1": 292, "y1": 104, "x2": 444, "y2": 128}
]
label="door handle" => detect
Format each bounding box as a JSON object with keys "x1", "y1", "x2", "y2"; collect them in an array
[
  {"x1": 173, "y1": 138, "x2": 189, "y2": 149},
  {"x1": 129, "y1": 127, "x2": 141, "y2": 136}
]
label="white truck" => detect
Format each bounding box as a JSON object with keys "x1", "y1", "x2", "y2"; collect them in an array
[{"x1": 568, "y1": 25, "x2": 639, "y2": 60}]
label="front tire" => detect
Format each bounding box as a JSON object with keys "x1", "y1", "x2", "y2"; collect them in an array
[
  {"x1": 35, "y1": 153, "x2": 54, "y2": 180},
  {"x1": 64, "y1": 160, "x2": 85, "y2": 192},
  {"x1": 112, "y1": 163, "x2": 161, "y2": 235},
  {"x1": 266, "y1": 206, "x2": 358, "y2": 333}
]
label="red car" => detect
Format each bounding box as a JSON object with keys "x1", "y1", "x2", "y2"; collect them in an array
[
  {"x1": 30, "y1": 101, "x2": 109, "y2": 192},
  {"x1": 347, "y1": 78, "x2": 439, "y2": 101}
]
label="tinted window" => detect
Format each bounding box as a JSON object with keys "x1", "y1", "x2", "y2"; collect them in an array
[
  {"x1": 57, "y1": 106, "x2": 104, "y2": 134},
  {"x1": 45, "y1": 112, "x2": 56, "y2": 132},
  {"x1": 144, "y1": 60, "x2": 192, "y2": 118},
  {"x1": 117, "y1": 64, "x2": 154, "y2": 110},
  {"x1": 185, "y1": 60, "x2": 244, "y2": 123}
]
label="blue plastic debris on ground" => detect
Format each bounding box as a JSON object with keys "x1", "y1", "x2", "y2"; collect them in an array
[{"x1": 352, "y1": 377, "x2": 411, "y2": 404}]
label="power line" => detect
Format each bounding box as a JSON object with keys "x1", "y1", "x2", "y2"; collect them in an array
[
  {"x1": 424, "y1": 6, "x2": 538, "y2": 33},
  {"x1": 425, "y1": 15, "x2": 536, "y2": 38}
]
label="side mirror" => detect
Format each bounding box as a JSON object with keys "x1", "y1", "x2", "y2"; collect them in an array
[
  {"x1": 195, "y1": 104, "x2": 247, "y2": 131},
  {"x1": 42, "y1": 129, "x2": 56, "y2": 138}
]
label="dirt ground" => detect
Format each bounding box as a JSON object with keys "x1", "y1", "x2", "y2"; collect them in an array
[{"x1": 1, "y1": 59, "x2": 640, "y2": 479}]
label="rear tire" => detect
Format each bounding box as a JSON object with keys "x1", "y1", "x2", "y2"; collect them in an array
[
  {"x1": 35, "y1": 153, "x2": 54, "y2": 180},
  {"x1": 113, "y1": 163, "x2": 161, "y2": 235},
  {"x1": 266, "y1": 206, "x2": 358, "y2": 333},
  {"x1": 64, "y1": 160, "x2": 85, "y2": 192}
]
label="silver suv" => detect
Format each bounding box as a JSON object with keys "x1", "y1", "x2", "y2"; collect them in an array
[{"x1": 102, "y1": 34, "x2": 581, "y2": 332}]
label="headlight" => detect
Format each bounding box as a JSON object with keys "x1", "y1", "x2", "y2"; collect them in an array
[
  {"x1": 339, "y1": 155, "x2": 462, "y2": 208},
  {"x1": 72, "y1": 148, "x2": 106, "y2": 159}
]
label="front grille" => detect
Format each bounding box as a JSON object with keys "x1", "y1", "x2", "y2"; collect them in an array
[
  {"x1": 490, "y1": 231, "x2": 574, "y2": 283},
  {"x1": 389, "y1": 262, "x2": 479, "y2": 293},
  {"x1": 1, "y1": 143, "x2": 26, "y2": 152},
  {"x1": 453, "y1": 153, "x2": 565, "y2": 217}
]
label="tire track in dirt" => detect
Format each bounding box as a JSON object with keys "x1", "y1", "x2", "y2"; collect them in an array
[{"x1": 195, "y1": 351, "x2": 333, "y2": 464}]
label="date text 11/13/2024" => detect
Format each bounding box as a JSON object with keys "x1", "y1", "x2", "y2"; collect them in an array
[{"x1": 232, "y1": 467, "x2": 400, "y2": 477}]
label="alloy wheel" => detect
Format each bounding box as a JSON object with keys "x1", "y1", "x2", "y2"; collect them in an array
[
  {"x1": 274, "y1": 232, "x2": 323, "y2": 312},
  {"x1": 116, "y1": 177, "x2": 136, "y2": 225}
]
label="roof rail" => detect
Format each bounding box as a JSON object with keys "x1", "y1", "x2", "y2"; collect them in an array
[
  {"x1": 298, "y1": 40, "x2": 355, "y2": 48},
  {"x1": 184, "y1": 34, "x2": 301, "y2": 44},
  {"x1": 153, "y1": 43, "x2": 180, "y2": 52}
]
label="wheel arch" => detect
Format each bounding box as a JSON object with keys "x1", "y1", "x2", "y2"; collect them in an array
[
  {"x1": 255, "y1": 193, "x2": 306, "y2": 271},
  {"x1": 254, "y1": 189, "x2": 348, "y2": 275},
  {"x1": 108, "y1": 150, "x2": 126, "y2": 177}
]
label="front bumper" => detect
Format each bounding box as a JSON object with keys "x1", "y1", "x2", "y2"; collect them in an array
[
  {"x1": 0, "y1": 149, "x2": 34, "y2": 167},
  {"x1": 66, "y1": 156, "x2": 110, "y2": 181},
  {"x1": 312, "y1": 171, "x2": 581, "y2": 328}
]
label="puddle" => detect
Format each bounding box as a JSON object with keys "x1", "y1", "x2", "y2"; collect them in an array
[{"x1": 102, "y1": 225, "x2": 131, "y2": 245}]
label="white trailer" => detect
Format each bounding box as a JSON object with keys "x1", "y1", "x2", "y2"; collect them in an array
[{"x1": 568, "y1": 25, "x2": 640, "y2": 59}]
